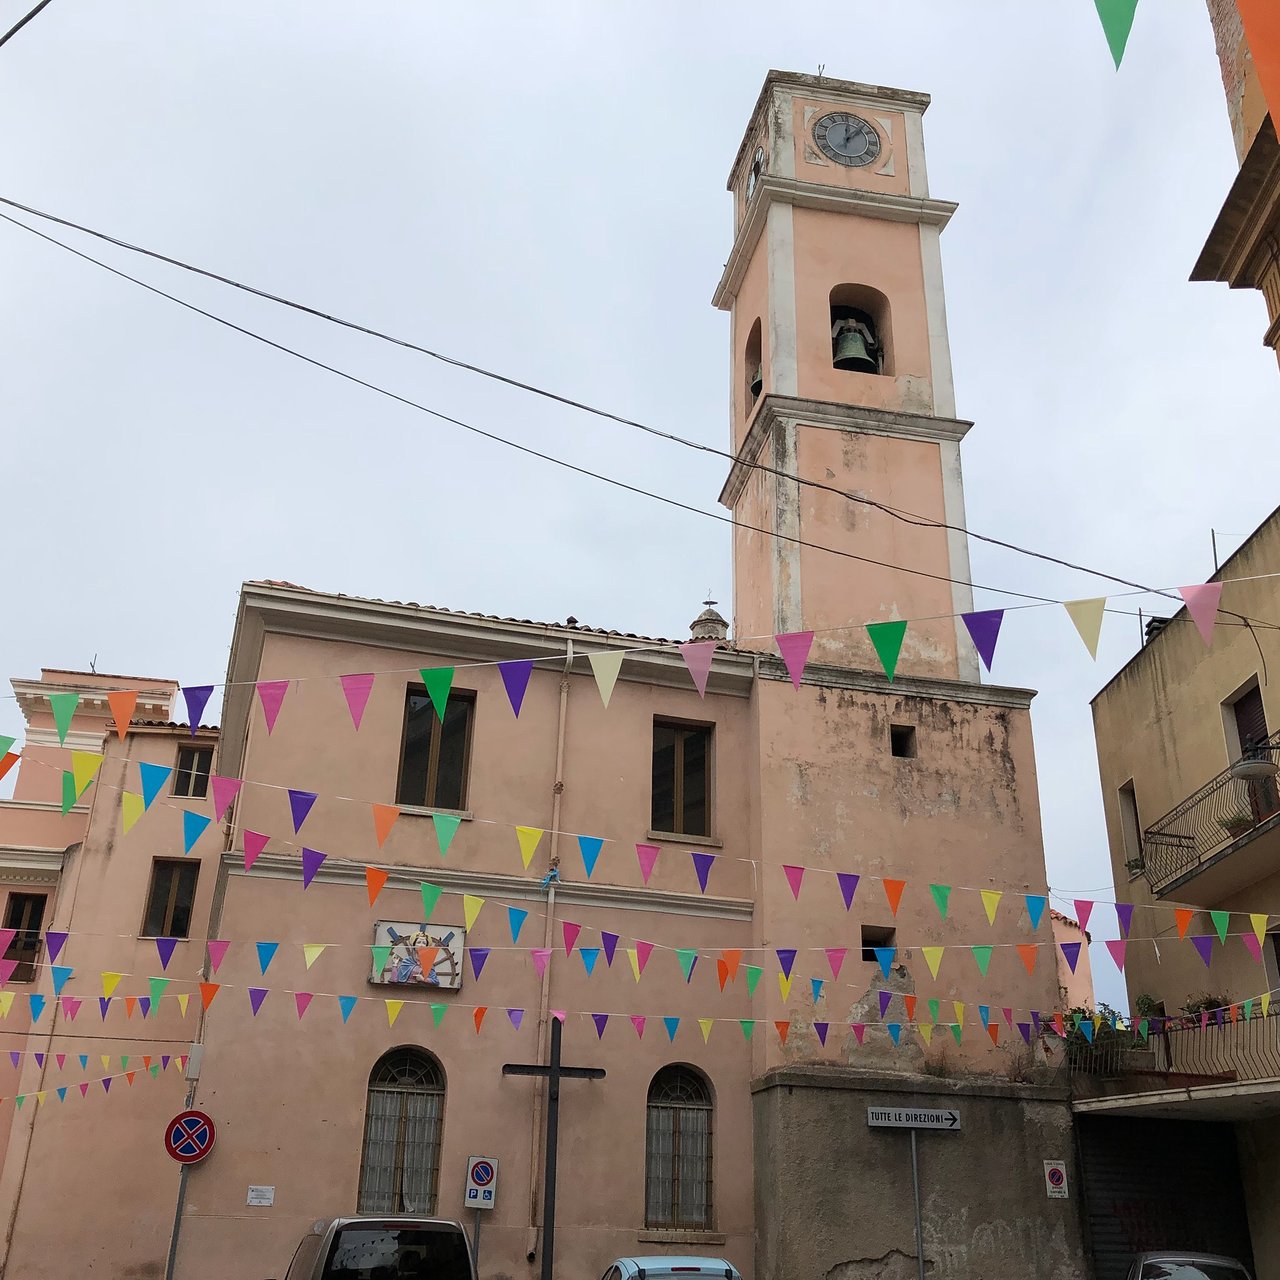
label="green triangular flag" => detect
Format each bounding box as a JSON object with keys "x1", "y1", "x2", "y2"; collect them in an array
[
  {"x1": 148, "y1": 978, "x2": 169, "y2": 1005},
  {"x1": 744, "y1": 964, "x2": 763, "y2": 996},
  {"x1": 949, "y1": 1024, "x2": 963, "y2": 1046},
  {"x1": 0, "y1": 735, "x2": 14, "y2": 758},
  {"x1": 150, "y1": 1064, "x2": 160, "y2": 1078},
  {"x1": 419, "y1": 668, "x2": 454, "y2": 723},
  {"x1": 928, "y1": 998, "x2": 940, "y2": 1023},
  {"x1": 48, "y1": 692, "x2": 79, "y2": 746},
  {"x1": 971, "y1": 945, "x2": 993, "y2": 976},
  {"x1": 739, "y1": 1019, "x2": 755, "y2": 1040},
  {"x1": 866, "y1": 621, "x2": 908, "y2": 682},
  {"x1": 421, "y1": 882, "x2": 442, "y2": 919},
  {"x1": 121, "y1": 1056, "x2": 129, "y2": 1070},
  {"x1": 929, "y1": 884, "x2": 952, "y2": 919},
  {"x1": 1094, "y1": 0, "x2": 1139, "y2": 69},
  {"x1": 1138, "y1": 1018, "x2": 1149, "y2": 1042},
  {"x1": 432, "y1": 813, "x2": 461, "y2": 856},
  {"x1": 1244, "y1": 999, "x2": 1254, "y2": 1022},
  {"x1": 676, "y1": 948, "x2": 697, "y2": 981},
  {"x1": 1210, "y1": 909, "x2": 1230, "y2": 944},
  {"x1": 371, "y1": 945, "x2": 393, "y2": 975},
  {"x1": 430, "y1": 1003, "x2": 446, "y2": 1028},
  {"x1": 60, "y1": 771, "x2": 78, "y2": 815},
  {"x1": 14, "y1": 1096, "x2": 23, "y2": 1111}
]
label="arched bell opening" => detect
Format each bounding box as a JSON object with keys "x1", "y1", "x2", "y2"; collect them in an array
[
  {"x1": 744, "y1": 317, "x2": 763, "y2": 412},
  {"x1": 829, "y1": 284, "x2": 893, "y2": 377}
]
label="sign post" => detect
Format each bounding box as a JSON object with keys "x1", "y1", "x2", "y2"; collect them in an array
[
  {"x1": 464, "y1": 1156, "x2": 499, "y2": 1268},
  {"x1": 868, "y1": 1107, "x2": 961, "y2": 1280}
]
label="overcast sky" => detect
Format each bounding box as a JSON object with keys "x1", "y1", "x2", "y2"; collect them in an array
[{"x1": 2, "y1": 0, "x2": 1275, "y2": 1011}]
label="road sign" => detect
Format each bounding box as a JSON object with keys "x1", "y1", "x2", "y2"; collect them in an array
[
  {"x1": 867, "y1": 1107, "x2": 961, "y2": 1131},
  {"x1": 1044, "y1": 1160, "x2": 1069, "y2": 1199},
  {"x1": 165, "y1": 1109, "x2": 216, "y2": 1164},
  {"x1": 465, "y1": 1156, "x2": 499, "y2": 1209}
]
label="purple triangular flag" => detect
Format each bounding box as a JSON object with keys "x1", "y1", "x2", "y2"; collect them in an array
[
  {"x1": 1192, "y1": 935, "x2": 1214, "y2": 967},
  {"x1": 288, "y1": 790, "x2": 318, "y2": 833},
  {"x1": 33, "y1": 1053, "x2": 43, "y2": 1068},
  {"x1": 98, "y1": 997, "x2": 111, "y2": 1020},
  {"x1": 154, "y1": 937, "x2": 178, "y2": 971},
  {"x1": 1031, "y1": 1010, "x2": 1042, "y2": 1038},
  {"x1": 592, "y1": 1013, "x2": 609, "y2": 1039},
  {"x1": 507, "y1": 1008, "x2": 524, "y2": 1030},
  {"x1": 690, "y1": 850, "x2": 715, "y2": 893},
  {"x1": 138, "y1": 997, "x2": 151, "y2": 1019},
  {"x1": 814, "y1": 1022, "x2": 829, "y2": 1046},
  {"x1": 776, "y1": 948, "x2": 797, "y2": 978},
  {"x1": 181, "y1": 685, "x2": 214, "y2": 733},
  {"x1": 1115, "y1": 902, "x2": 1134, "y2": 939},
  {"x1": 1059, "y1": 941, "x2": 1082, "y2": 973},
  {"x1": 601, "y1": 932, "x2": 619, "y2": 966},
  {"x1": 45, "y1": 931, "x2": 68, "y2": 963},
  {"x1": 248, "y1": 987, "x2": 269, "y2": 1015},
  {"x1": 836, "y1": 872, "x2": 860, "y2": 910},
  {"x1": 878, "y1": 990, "x2": 892, "y2": 1018},
  {"x1": 301, "y1": 848, "x2": 326, "y2": 888},
  {"x1": 498, "y1": 660, "x2": 535, "y2": 717},
  {"x1": 1017, "y1": 1022, "x2": 1031, "y2": 1045},
  {"x1": 469, "y1": 947, "x2": 490, "y2": 980},
  {"x1": 961, "y1": 610, "x2": 1005, "y2": 673},
  {"x1": 8, "y1": 1052, "x2": 18, "y2": 1068}
]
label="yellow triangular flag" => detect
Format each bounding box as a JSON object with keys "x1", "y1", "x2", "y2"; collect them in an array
[
  {"x1": 1064, "y1": 598, "x2": 1107, "y2": 659},
  {"x1": 919, "y1": 1023, "x2": 934, "y2": 1046},
  {"x1": 981, "y1": 890, "x2": 1003, "y2": 925},
  {"x1": 953, "y1": 1001, "x2": 965, "y2": 1028},
  {"x1": 922, "y1": 947, "x2": 945, "y2": 980},
  {"x1": 463, "y1": 895, "x2": 484, "y2": 930},
  {"x1": 1251, "y1": 913, "x2": 1270, "y2": 946},
  {"x1": 101, "y1": 972, "x2": 123, "y2": 998},
  {"x1": 35, "y1": 1092, "x2": 45, "y2": 1106},
  {"x1": 1263, "y1": 992, "x2": 1272, "y2": 1017},
  {"x1": 626, "y1": 949, "x2": 641, "y2": 982},
  {"x1": 1092, "y1": 1014, "x2": 1103, "y2": 1033},
  {"x1": 100, "y1": 1054, "x2": 111, "y2": 1072},
  {"x1": 176, "y1": 993, "x2": 189, "y2": 1018},
  {"x1": 302, "y1": 944, "x2": 326, "y2": 970},
  {"x1": 778, "y1": 973, "x2": 793, "y2": 1001},
  {"x1": 385, "y1": 999, "x2": 404, "y2": 1028},
  {"x1": 71, "y1": 751, "x2": 103, "y2": 799},
  {"x1": 698, "y1": 1017, "x2": 714, "y2": 1043},
  {"x1": 515, "y1": 827, "x2": 544, "y2": 870},
  {"x1": 587, "y1": 651, "x2": 624, "y2": 707},
  {"x1": 121, "y1": 792, "x2": 145, "y2": 835},
  {"x1": 0, "y1": 992, "x2": 13, "y2": 1017}
]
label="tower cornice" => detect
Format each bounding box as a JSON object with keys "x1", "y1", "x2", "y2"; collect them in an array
[{"x1": 711, "y1": 176, "x2": 957, "y2": 310}]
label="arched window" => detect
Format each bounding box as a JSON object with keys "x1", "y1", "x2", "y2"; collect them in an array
[
  {"x1": 645, "y1": 1065, "x2": 712, "y2": 1228},
  {"x1": 830, "y1": 283, "x2": 893, "y2": 376},
  {"x1": 744, "y1": 317, "x2": 763, "y2": 414},
  {"x1": 358, "y1": 1048, "x2": 445, "y2": 1214}
]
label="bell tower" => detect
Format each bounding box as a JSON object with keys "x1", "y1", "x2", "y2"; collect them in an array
[{"x1": 714, "y1": 71, "x2": 979, "y2": 682}]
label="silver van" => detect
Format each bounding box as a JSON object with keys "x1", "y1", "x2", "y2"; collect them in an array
[
  {"x1": 277, "y1": 1216, "x2": 476, "y2": 1280},
  {"x1": 1125, "y1": 1254, "x2": 1253, "y2": 1280}
]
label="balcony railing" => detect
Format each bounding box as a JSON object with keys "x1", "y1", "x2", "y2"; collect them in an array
[{"x1": 1140, "y1": 729, "x2": 1280, "y2": 892}]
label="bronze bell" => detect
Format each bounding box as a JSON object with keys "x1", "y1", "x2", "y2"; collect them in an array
[
  {"x1": 749, "y1": 362, "x2": 763, "y2": 399},
  {"x1": 833, "y1": 325, "x2": 879, "y2": 374}
]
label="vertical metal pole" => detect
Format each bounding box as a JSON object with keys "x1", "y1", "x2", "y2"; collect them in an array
[
  {"x1": 1212, "y1": 529, "x2": 1220, "y2": 572},
  {"x1": 540, "y1": 1018, "x2": 561, "y2": 1280},
  {"x1": 163, "y1": 1083, "x2": 197, "y2": 1280},
  {"x1": 472, "y1": 1207, "x2": 482, "y2": 1275},
  {"x1": 910, "y1": 1129, "x2": 925, "y2": 1280}
]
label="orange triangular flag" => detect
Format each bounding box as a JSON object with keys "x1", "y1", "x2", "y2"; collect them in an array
[
  {"x1": 199, "y1": 983, "x2": 220, "y2": 1011},
  {"x1": 1016, "y1": 945, "x2": 1038, "y2": 975},
  {"x1": 474, "y1": 1007, "x2": 488, "y2": 1033},
  {"x1": 417, "y1": 946, "x2": 441, "y2": 976},
  {"x1": 716, "y1": 959, "x2": 730, "y2": 992},
  {"x1": 987, "y1": 1023, "x2": 1000, "y2": 1046},
  {"x1": 904, "y1": 995, "x2": 917, "y2": 1021},
  {"x1": 124, "y1": 997, "x2": 137, "y2": 1019},
  {"x1": 1175, "y1": 908, "x2": 1195, "y2": 940},
  {"x1": 126, "y1": 1071, "x2": 136, "y2": 1086},
  {"x1": 143, "y1": 1056, "x2": 152, "y2": 1070},
  {"x1": 372, "y1": 804, "x2": 400, "y2": 849},
  {"x1": 365, "y1": 865, "x2": 389, "y2": 906},
  {"x1": 107, "y1": 690, "x2": 138, "y2": 740},
  {"x1": 883, "y1": 879, "x2": 907, "y2": 916},
  {"x1": 0, "y1": 754, "x2": 17, "y2": 784},
  {"x1": 774, "y1": 1020, "x2": 790, "y2": 1044},
  {"x1": 721, "y1": 948, "x2": 742, "y2": 982}
]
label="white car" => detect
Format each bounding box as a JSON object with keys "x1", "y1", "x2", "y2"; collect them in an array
[{"x1": 1125, "y1": 1254, "x2": 1252, "y2": 1280}]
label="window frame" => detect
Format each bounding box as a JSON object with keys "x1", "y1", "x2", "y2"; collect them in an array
[
  {"x1": 2, "y1": 893, "x2": 47, "y2": 984},
  {"x1": 645, "y1": 1063, "x2": 714, "y2": 1230},
  {"x1": 140, "y1": 859, "x2": 200, "y2": 939},
  {"x1": 889, "y1": 724, "x2": 917, "y2": 758},
  {"x1": 172, "y1": 745, "x2": 213, "y2": 799},
  {"x1": 651, "y1": 717, "x2": 715, "y2": 839},
  {"x1": 860, "y1": 923, "x2": 896, "y2": 963},
  {"x1": 358, "y1": 1047, "x2": 446, "y2": 1216},
  {"x1": 395, "y1": 686, "x2": 476, "y2": 813}
]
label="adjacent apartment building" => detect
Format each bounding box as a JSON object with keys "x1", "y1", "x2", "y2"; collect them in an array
[{"x1": 0, "y1": 71, "x2": 1086, "y2": 1280}]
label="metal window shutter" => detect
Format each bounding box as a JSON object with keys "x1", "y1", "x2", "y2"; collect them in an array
[{"x1": 1234, "y1": 686, "x2": 1268, "y2": 750}]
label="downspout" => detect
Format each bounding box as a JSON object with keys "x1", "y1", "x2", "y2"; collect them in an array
[{"x1": 525, "y1": 638, "x2": 573, "y2": 1265}]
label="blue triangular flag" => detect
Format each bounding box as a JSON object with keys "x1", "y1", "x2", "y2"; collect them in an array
[
  {"x1": 580, "y1": 947, "x2": 601, "y2": 976},
  {"x1": 887, "y1": 1023, "x2": 902, "y2": 1046},
  {"x1": 663, "y1": 1016, "x2": 680, "y2": 1042},
  {"x1": 338, "y1": 995, "x2": 358, "y2": 1023},
  {"x1": 27, "y1": 994, "x2": 45, "y2": 1021},
  {"x1": 1025, "y1": 894, "x2": 1047, "y2": 930},
  {"x1": 78, "y1": 1054, "x2": 88, "y2": 1069},
  {"x1": 508, "y1": 907, "x2": 528, "y2": 944},
  {"x1": 56, "y1": 1087, "x2": 67, "y2": 1102},
  {"x1": 979, "y1": 1004, "x2": 991, "y2": 1029},
  {"x1": 873, "y1": 947, "x2": 896, "y2": 979},
  {"x1": 50, "y1": 966, "x2": 72, "y2": 996},
  {"x1": 577, "y1": 835, "x2": 604, "y2": 879},
  {"x1": 255, "y1": 941, "x2": 279, "y2": 974},
  {"x1": 182, "y1": 810, "x2": 211, "y2": 854},
  {"x1": 139, "y1": 762, "x2": 172, "y2": 811},
  {"x1": 811, "y1": 978, "x2": 824, "y2": 1002}
]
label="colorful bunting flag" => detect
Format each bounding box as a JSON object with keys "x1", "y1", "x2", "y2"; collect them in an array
[
  {"x1": 45, "y1": 932, "x2": 67, "y2": 963},
  {"x1": 302, "y1": 944, "x2": 326, "y2": 970},
  {"x1": 775, "y1": 631, "x2": 814, "y2": 689},
  {"x1": 365, "y1": 865, "x2": 389, "y2": 906},
  {"x1": 508, "y1": 908, "x2": 528, "y2": 944},
  {"x1": 1016, "y1": 944, "x2": 1038, "y2": 975},
  {"x1": 340, "y1": 673, "x2": 375, "y2": 730},
  {"x1": 210, "y1": 775, "x2": 242, "y2": 824},
  {"x1": 593, "y1": 1013, "x2": 610, "y2": 1039},
  {"x1": 837, "y1": 872, "x2": 860, "y2": 910},
  {"x1": 981, "y1": 890, "x2": 1003, "y2": 926},
  {"x1": 776, "y1": 948, "x2": 797, "y2": 979},
  {"x1": 106, "y1": 690, "x2": 138, "y2": 739},
  {"x1": 288, "y1": 789, "x2": 317, "y2": 833},
  {"x1": 866, "y1": 620, "x2": 908, "y2": 682},
  {"x1": 516, "y1": 826, "x2": 543, "y2": 869},
  {"x1": 678, "y1": 949, "x2": 698, "y2": 982},
  {"x1": 154, "y1": 937, "x2": 178, "y2": 971},
  {"x1": 580, "y1": 947, "x2": 600, "y2": 976},
  {"x1": 883, "y1": 879, "x2": 906, "y2": 916},
  {"x1": 663, "y1": 1017, "x2": 680, "y2": 1043},
  {"x1": 971, "y1": 946, "x2": 993, "y2": 976},
  {"x1": 1025, "y1": 895, "x2": 1047, "y2": 930},
  {"x1": 873, "y1": 947, "x2": 896, "y2": 979},
  {"x1": 248, "y1": 988, "x2": 269, "y2": 1016},
  {"x1": 180, "y1": 686, "x2": 213, "y2": 732},
  {"x1": 421, "y1": 882, "x2": 442, "y2": 918},
  {"x1": 339, "y1": 995, "x2": 358, "y2": 1023},
  {"x1": 508, "y1": 1008, "x2": 525, "y2": 1030},
  {"x1": 243, "y1": 830, "x2": 269, "y2": 871},
  {"x1": 256, "y1": 942, "x2": 279, "y2": 974},
  {"x1": 256, "y1": 681, "x2": 289, "y2": 733},
  {"x1": 301, "y1": 848, "x2": 326, "y2": 888},
  {"x1": 961, "y1": 610, "x2": 1004, "y2": 672},
  {"x1": 922, "y1": 947, "x2": 945, "y2": 980},
  {"x1": 1094, "y1": 0, "x2": 1140, "y2": 68},
  {"x1": 1179, "y1": 583, "x2": 1223, "y2": 647},
  {"x1": 578, "y1": 835, "x2": 604, "y2": 879},
  {"x1": 385, "y1": 999, "x2": 404, "y2": 1028},
  {"x1": 929, "y1": 884, "x2": 951, "y2": 919},
  {"x1": 1175, "y1": 908, "x2": 1195, "y2": 939},
  {"x1": 601, "y1": 932, "x2": 619, "y2": 966},
  {"x1": 630, "y1": 1014, "x2": 645, "y2": 1038},
  {"x1": 499, "y1": 661, "x2": 534, "y2": 717},
  {"x1": 679, "y1": 641, "x2": 716, "y2": 697},
  {"x1": 531, "y1": 949, "x2": 551, "y2": 978},
  {"x1": 295, "y1": 992, "x2": 313, "y2": 1019},
  {"x1": 1210, "y1": 910, "x2": 1230, "y2": 945},
  {"x1": 1105, "y1": 939, "x2": 1127, "y2": 971},
  {"x1": 783, "y1": 864, "x2": 805, "y2": 900},
  {"x1": 563, "y1": 922, "x2": 582, "y2": 956},
  {"x1": 47, "y1": 692, "x2": 79, "y2": 745},
  {"x1": 1116, "y1": 902, "x2": 1134, "y2": 939},
  {"x1": 372, "y1": 804, "x2": 401, "y2": 849},
  {"x1": 120, "y1": 792, "x2": 145, "y2": 835},
  {"x1": 1060, "y1": 942, "x2": 1082, "y2": 973},
  {"x1": 420, "y1": 668, "x2": 454, "y2": 722},
  {"x1": 464, "y1": 895, "x2": 484, "y2": 930},
  {"x1": 1064, "y1": 598, "x2": 1107, "y2": 659},
  {"x1": 182, "y1": 810, "x2": 211, "y2": 854},
  {"x1": 691, "y1": 851, "x2": 715, "y2": 894},
  {"x1": 71, "y1": 751, "x2": 102, "y2": 799},
  {"x1": 1073, "y1": 900, "x2": 1095, "y2": 933},
  {"x1": 587, "y1": 651, "x2": 624, "y2": 707},
  {"x1": 469, "y1": 948, "x2": 490, "y2": 980},
  {"x1": 139, "y1": 763, "x2": 171, "y2": 811},
  {"x1": 636, "y1": 842, "x2": 660, "y2": 885},
  {"x1": 207, "y1": 940, "x2": 230, "y2": 973},
  {"x1": 1192, "y1": 936, "x2": 1214, "y2": 967},
  {"x1": 826, "y1": 947, "x2": 847, "y2": 980}
]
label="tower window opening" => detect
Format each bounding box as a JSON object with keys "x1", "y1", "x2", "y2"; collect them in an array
[
  {"x1": 744, "y1": 318, "x2": 763, "y2": 412},
  {"x1": 830, "y1": 284, "x2": 892, "y2": 376}
]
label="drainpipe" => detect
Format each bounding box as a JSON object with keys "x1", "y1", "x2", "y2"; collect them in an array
[{"x1": 525, "y1": 638, "x2": 573, "y2": 1264}]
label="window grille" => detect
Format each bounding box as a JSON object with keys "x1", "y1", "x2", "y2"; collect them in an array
[
  {"x1": 645, "y1": 1065, "x2": 712, "y2": 1228},
  {"x1": 358, "y1": 1049, "x2": 445, "y2": 1214}
]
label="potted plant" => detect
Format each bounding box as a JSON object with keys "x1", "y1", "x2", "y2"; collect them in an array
[
  {"x1": 1124, "y1": 856, "x2": 1145, "y2": 875},
  {"x1": 1220, "y1": 810, "x2": 1255, "y2": 839}
]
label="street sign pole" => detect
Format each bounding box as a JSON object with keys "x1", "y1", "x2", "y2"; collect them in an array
[
  {"x1": 163, "y1": 1085, "x2": 199, "y2": 1280},
  {"x1": 472, "y1": 1207, "x2": 482, "y2": 1272},
  {"x1": 909, "y1": 1128, "x2": 924, "y2": 1280}
]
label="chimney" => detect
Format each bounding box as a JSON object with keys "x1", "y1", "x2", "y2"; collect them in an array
[
  {"x1": 690, "y1": 597, "x2": 729, "y2": 643},
  {"x1": 1144, "y1": 616, "x2": 1171, "y2": 645}
]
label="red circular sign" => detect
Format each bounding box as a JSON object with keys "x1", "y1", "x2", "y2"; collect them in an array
[{"x1": 165, "y1": 1109, "x2": 216, "y2": 1164}]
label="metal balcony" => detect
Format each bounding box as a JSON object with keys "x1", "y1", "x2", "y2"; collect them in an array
[{"x1": 1139, "y1": 730, "x2": 1280, "y2": 895}]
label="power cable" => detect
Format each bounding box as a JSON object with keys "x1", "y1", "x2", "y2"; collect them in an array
[{"x1": 0, "y1": 0, "x2": 53, "y2": 50}]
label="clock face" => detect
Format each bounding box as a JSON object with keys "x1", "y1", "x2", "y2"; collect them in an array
[{"x1": 813, "y1": 112, "x2": 881, "y2": 167}]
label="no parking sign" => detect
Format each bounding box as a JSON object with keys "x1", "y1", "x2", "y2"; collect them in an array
[
  {"x1": 465, "y1": 1156, "x2": 498, "y2": 1209},
  {"x1": 1044, "y1": 1160, "x2": 1068, "y2": 1199}
]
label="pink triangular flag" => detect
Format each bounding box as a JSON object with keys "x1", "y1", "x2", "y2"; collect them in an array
[
  {"x1": 210, "y1": 775, "x2": 242, "y2": 824},
  {"x1": 852, "y1": 1023, "x2": 866, "y2": 1046},
  {"x1": 1179, "y1": 583, "x2": 1224, "y2": 646},
  {"x1": 1243, "y1": 933, "x2": 1263, "y2": 962},
  {"x1": 782, "y1": 864, "x2": 805, "y2": 900},
  {"x1": 679, "y1": 641, "x2": 716, "y2": 698},
  {"x1": 243, "y1": 830, "x2": 269, "y2": 871},
  {"x1": 636, "y1": 843, "x2": 660, "y2": 885},
  {"x1": 775, "y1": 631, "x2": 815, "y2": 690},
  {"x1": 636, "y1": 940, "x2": 654, "y2": 974},
  {"x1": 206, "y1": 940, "x2": 230, "y2": 974},
  {"x1": 562, "y1": 921, "x2": 581, "y2": 955},
  {"x1": 530, "y1": 948, "x2": 552, "y2": 977},
  {"x1": 294, "y1": 992, "x2": 314, "y2": 1019},
  {"x1": 630, "y1": 1014, "x2": 647, "y2": 1039},
  {"x1": 826, "y1": 947, "x2": 847, "y2": 980},
  {"x1": 256, "y1": 681, "x2": 289, "y2": 733},
  {"x1": 1105, "y1": 939, "x2": 1127, "y2": 972},
  {"x1": 340, "y1": 673, "x2": 375, "y2": 730},
  {"x1": 1073, "y1": 899, "x2": 1094, "y2": 933}
]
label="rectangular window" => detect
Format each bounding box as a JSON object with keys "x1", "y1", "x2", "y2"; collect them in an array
[
  {"x1": 3, "y1": 893, "x2": 47, "y2": 983},
  {"x1": 1118, "y1": 781, "x2": 1143, "y2": 873},
  {"x1": 1233, "y1": 685, "x2": 1268, "y2": 755},
  {"x1": 396, "y1": 689, "x2": 475, "y2": 811},
  {"x1": 860, "y1": 924, "x2": 895, "y2": 963},
  {"x1": 141, "y1": 860, "x2": 200, "y2": 938},
  {"x1": 651, "y1": 720, "x2": 712, "y2": 837},
  {"x1": 173, "y1": 746, "x2": 213, "y2": 799},
  {"x1": 890, "y1": 725, "x2": 917, "y2": 758}
]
